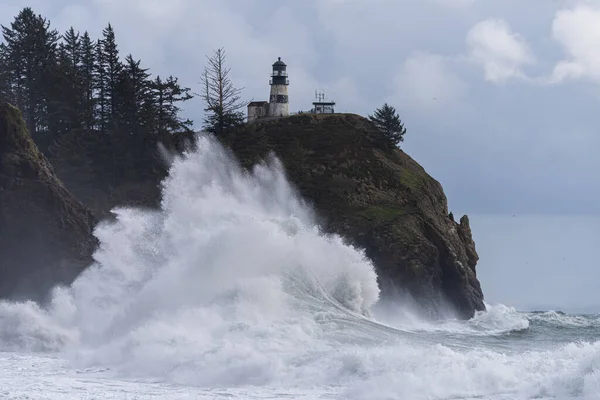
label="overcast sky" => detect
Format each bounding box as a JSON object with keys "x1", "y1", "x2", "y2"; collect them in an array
[
  {"x1": 3, "y1": 0, "x2": 600, "y2": 311},
  {"x1": 3, "y1": 0, "x2": 600, "y2": 215}
]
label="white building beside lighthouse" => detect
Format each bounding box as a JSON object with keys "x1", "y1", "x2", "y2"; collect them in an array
[{"x1": 247, "y1": 57, "x2": 290, "y2": 122}]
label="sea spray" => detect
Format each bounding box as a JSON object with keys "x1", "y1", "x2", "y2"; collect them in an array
[
  {"x1": 1, "y1": 134, "x2": 381, "y2": 384},
  {"x1": 0, "y1": 135, "x2": 599, "y2": 399}
]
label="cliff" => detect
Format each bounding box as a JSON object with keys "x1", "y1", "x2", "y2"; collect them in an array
[
  {"x1": 0, "y1": 102, "x2": 98, "y2": 302},
  {"x1": 225, "y1": 113, "x2": 485, "y2": 319},
  {"x1": 0, "y1": 103, "x2": 484, "y2": 318}
]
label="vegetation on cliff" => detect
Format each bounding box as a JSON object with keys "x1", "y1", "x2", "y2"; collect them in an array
[
  {"x1": 368, "y1": 103, "x2": 407, "y2": 148},
  {"x1": 0, "y1": 7, "x2": 193, "y2": 217},
  {"x1": 0, "y1": 102, "x2": 98, "y2": 301},
  {"x1": 200, "y1": 47, "x2": 246, "y2": 136}
]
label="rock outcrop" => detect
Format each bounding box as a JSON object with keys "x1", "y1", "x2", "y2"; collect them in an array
[
  {"x1": 0, "y1": 102, "x2": 97, "y2": 302},
  {"x1": 225, "y1": 113, "x2": 485, "y2": 319}
]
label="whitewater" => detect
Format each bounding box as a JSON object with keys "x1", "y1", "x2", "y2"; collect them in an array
[{"x1": 0, "y1": 136, "x2": 598, "y2": 400}]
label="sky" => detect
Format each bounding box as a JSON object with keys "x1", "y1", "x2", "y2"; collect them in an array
[
  {"x1": 470, "y1": 214, "x2": 600, "y2": 312},
  {"x1": 2, "y1": 0, "x2": 600, "y2": 310}
]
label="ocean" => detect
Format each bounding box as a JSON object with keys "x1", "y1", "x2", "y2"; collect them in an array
[{"x1": 0, "y1": 136, "x2": 598, "y2": 400}]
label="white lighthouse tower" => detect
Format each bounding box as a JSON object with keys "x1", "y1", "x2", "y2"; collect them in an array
[{"x1": 268, "y1": 57, "x2": 289, "y2": 117}]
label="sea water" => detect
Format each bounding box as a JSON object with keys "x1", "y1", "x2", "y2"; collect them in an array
[{"x1": 0, "y1": 136, "x2": 598, "y2": 400}]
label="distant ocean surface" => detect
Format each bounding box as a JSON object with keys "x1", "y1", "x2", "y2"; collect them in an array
[{"x1": 1, "y1": 137, "x2": 598, "y2": 399}]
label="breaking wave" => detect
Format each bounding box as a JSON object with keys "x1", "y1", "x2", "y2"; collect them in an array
[{"x1": 0, "y1": 135, "x2": 598, "y2": 399}]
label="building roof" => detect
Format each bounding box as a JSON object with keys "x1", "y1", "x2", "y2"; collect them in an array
[
  {"x1": 248, "y1": 101, "x2": 269, "y2": 106},
  {"x1": 273, "y1": 57, "x2": 286, "y2": 67}
]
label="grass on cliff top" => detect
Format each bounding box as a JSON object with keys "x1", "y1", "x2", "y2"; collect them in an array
[
  {"x1": 225, "y1": 113, "x2": 443, "y2": 218},
  {"x1": 0, "y1": 101, "x2": 66, "y2": 189}
]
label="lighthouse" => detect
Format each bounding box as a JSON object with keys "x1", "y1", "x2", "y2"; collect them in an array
[
  {"x1": 247, "y1": 57, "x2": 292, "y2": 122},
  {"x1": 268, "y1": 57, "x2": 289, "y2": 117}
]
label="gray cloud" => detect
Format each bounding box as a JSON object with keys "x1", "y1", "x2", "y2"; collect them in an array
[{"x1": 2, "y1": 0, "x2": 600, "y2": 214}]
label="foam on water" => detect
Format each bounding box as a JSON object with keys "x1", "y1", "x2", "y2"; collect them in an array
[
  {"x1": 529, "y1": 311, "x2": 600, "y2": 329},
  {"x1": 0, "y1": 135, "x2": 598, "y2": 399},
  {"x1": 374, "y1": 302, "x2": 531, "y2": 336}
]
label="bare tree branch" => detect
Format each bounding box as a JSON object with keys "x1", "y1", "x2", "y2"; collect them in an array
[{"x1": 199, "y1": 47, "x2": 246, "y2": 137}]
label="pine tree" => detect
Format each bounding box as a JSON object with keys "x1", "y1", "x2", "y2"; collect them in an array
[
  {"x1": 0, "y1": 7, "x2": 59, "y2": 143},
  {"x1": 114, "y1": 54, "x2": 152, "y2": 175},
  {"x1": 91, "y1": 26, "x2": 125, "y2": 186},
  {"x1": 1, "y1": 7, "x2": 196, "y2": 194},
  {"x1": 79, "y1": 32, "x2": 95, "y2": 131},
  {"x1": 368, "y1": 103, "x2": 407, "y2": 148},
  {"x1": 94, "y1": 38, "x2": 107, "y2": 132},
  {"x1": 200, "y1": 47, "x2": 245, "y2": 137},
  {"x1": 0, "y1": 43, "x2": 12, "y2": 103},
  {"x1": 62, "y1": 27, "x2": 81, "y2": 70},
  {"x1": 100, "y1": 24, "x2": 122, "y2": 132},
  {"x1": 158, "y1": 75, "x2": 193, "y2": 133},
  {"x1": 120, "y1": 55, "x2": 152, "y2": 130},
  {"x1": 52, "y1": 27, "x2": 83, "y2": 135}
]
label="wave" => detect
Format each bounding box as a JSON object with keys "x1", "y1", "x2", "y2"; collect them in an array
[
  {"x1": 527, "y1": 310, "x2": 600, "y2": 329},
  {"x1": 0, "y1": 135, "x2": 598, "y2": 399},
  {"x1": 373, "y1": 302, "x2": 531, "y2": 337},
  {"x1": 0, "y1": 135, "x2": 381, "y2": 382}
]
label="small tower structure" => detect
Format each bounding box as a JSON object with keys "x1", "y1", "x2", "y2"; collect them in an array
[
  {"x1": 311, "y1": 90, "x2": 336, "y2": 114},
  {"x1": 269, "y1": 57, "x2": 289, "y2": 117}
]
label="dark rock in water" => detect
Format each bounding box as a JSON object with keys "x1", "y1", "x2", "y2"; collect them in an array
[
  {"x1": 0, "y1": 102, "x2": 97, "y2": 302},
  {"x1": 225, "y1": 113, "x2": 485, "y2": 319}
]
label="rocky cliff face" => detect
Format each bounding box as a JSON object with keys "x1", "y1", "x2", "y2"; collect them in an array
[
  {"x1": 225, "y1": 114, "x2": 485, "y2": 319},
  {"x1": 0, "y1": 102, "x2": 97, "y2": 302}
]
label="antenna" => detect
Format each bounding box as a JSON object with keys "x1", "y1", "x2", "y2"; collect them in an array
[{"x1": 315, "y1": 90, "x2": 326, "y2": 102}]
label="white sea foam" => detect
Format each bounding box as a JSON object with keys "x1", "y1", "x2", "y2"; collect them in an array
[
  {"x1": 374, "y1": 302, "x2": 531, "y2": 336},
  {"x1": 529, "y1": 310, "x2": 600, "y2": 328},
  {"x1": 0, "y1": 135, "x2": 598, "y2": 399}
]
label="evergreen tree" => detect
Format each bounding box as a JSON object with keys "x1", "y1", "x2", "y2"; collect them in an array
[
  {"x1": 116, "y1": 55, "x2": 150, "y2": 132},
  {"x1": 200, "y1": 47, "x2": 245, "y2": 137},
  {"x1": 368, "y1": 103, "x2": 407, "y2": 148},
  {"x1": 114, "y1": 54, "x2": 152, "y2": 175},
  {"x1": 100, "y1": 24, "x2": 122, "y2": 132},
  {"x1": 154, "y1": 75, "x2": 193, "y2": 134},
  {"x1": 0, "y1": 7, "x2": 59, "y2": 142},
  {"x1": 79, "y1": 31, "x2": 96, "y2": 131},
  {"x1": 62, "y1": 27, "x2": 81, "y2": 70},
  {"x1": 91, "y1": 24, "x2": 125, "y2": 186},
  {"x1": 94, "y1": 38, "x2": 107, "y2": 132},
  {"x1": 52, "y1": 27, "x2": 83, "y2": 135},
  {"x1": 1, "y1": 7, "x2": 196, "y2": 194},
  {"x1": 0, "y1": 43, "x2": 12, "y2": 103}
]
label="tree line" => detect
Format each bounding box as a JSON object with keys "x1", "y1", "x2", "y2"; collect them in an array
[
  {"x1": 0, "y1": 7, "x2": 193, "y2": 189},
  {"x1": 0, "y1": 7, "x2": 408, "y2": 198}
]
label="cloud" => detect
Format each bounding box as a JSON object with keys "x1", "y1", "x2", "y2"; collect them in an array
[
  {"x1": 390, "y1": 52, "x2": 467, "y2": 112},
  {"x1": 550, "y1": 3, "x2": 600, "y2": 83},
  {"x1": 4, "y1": 0, "x2": 600, "y2": 216},
  {"x1": 466, "y1": 18, "x2": 534, "y2": 83},
  {"x1": 46, "y1": 1, "x2": 325, "y2": 122},
  {"x1": 432, "y1": 0, "x2": 476, "y2": 7}
]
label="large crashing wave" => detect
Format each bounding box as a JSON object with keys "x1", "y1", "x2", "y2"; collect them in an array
[
  {"x1": 0, "y1": 135, "x2": 381, "y2": 383},
  {"x1": 1, "y1": 135, "x2": 599, "y2": 399}
]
